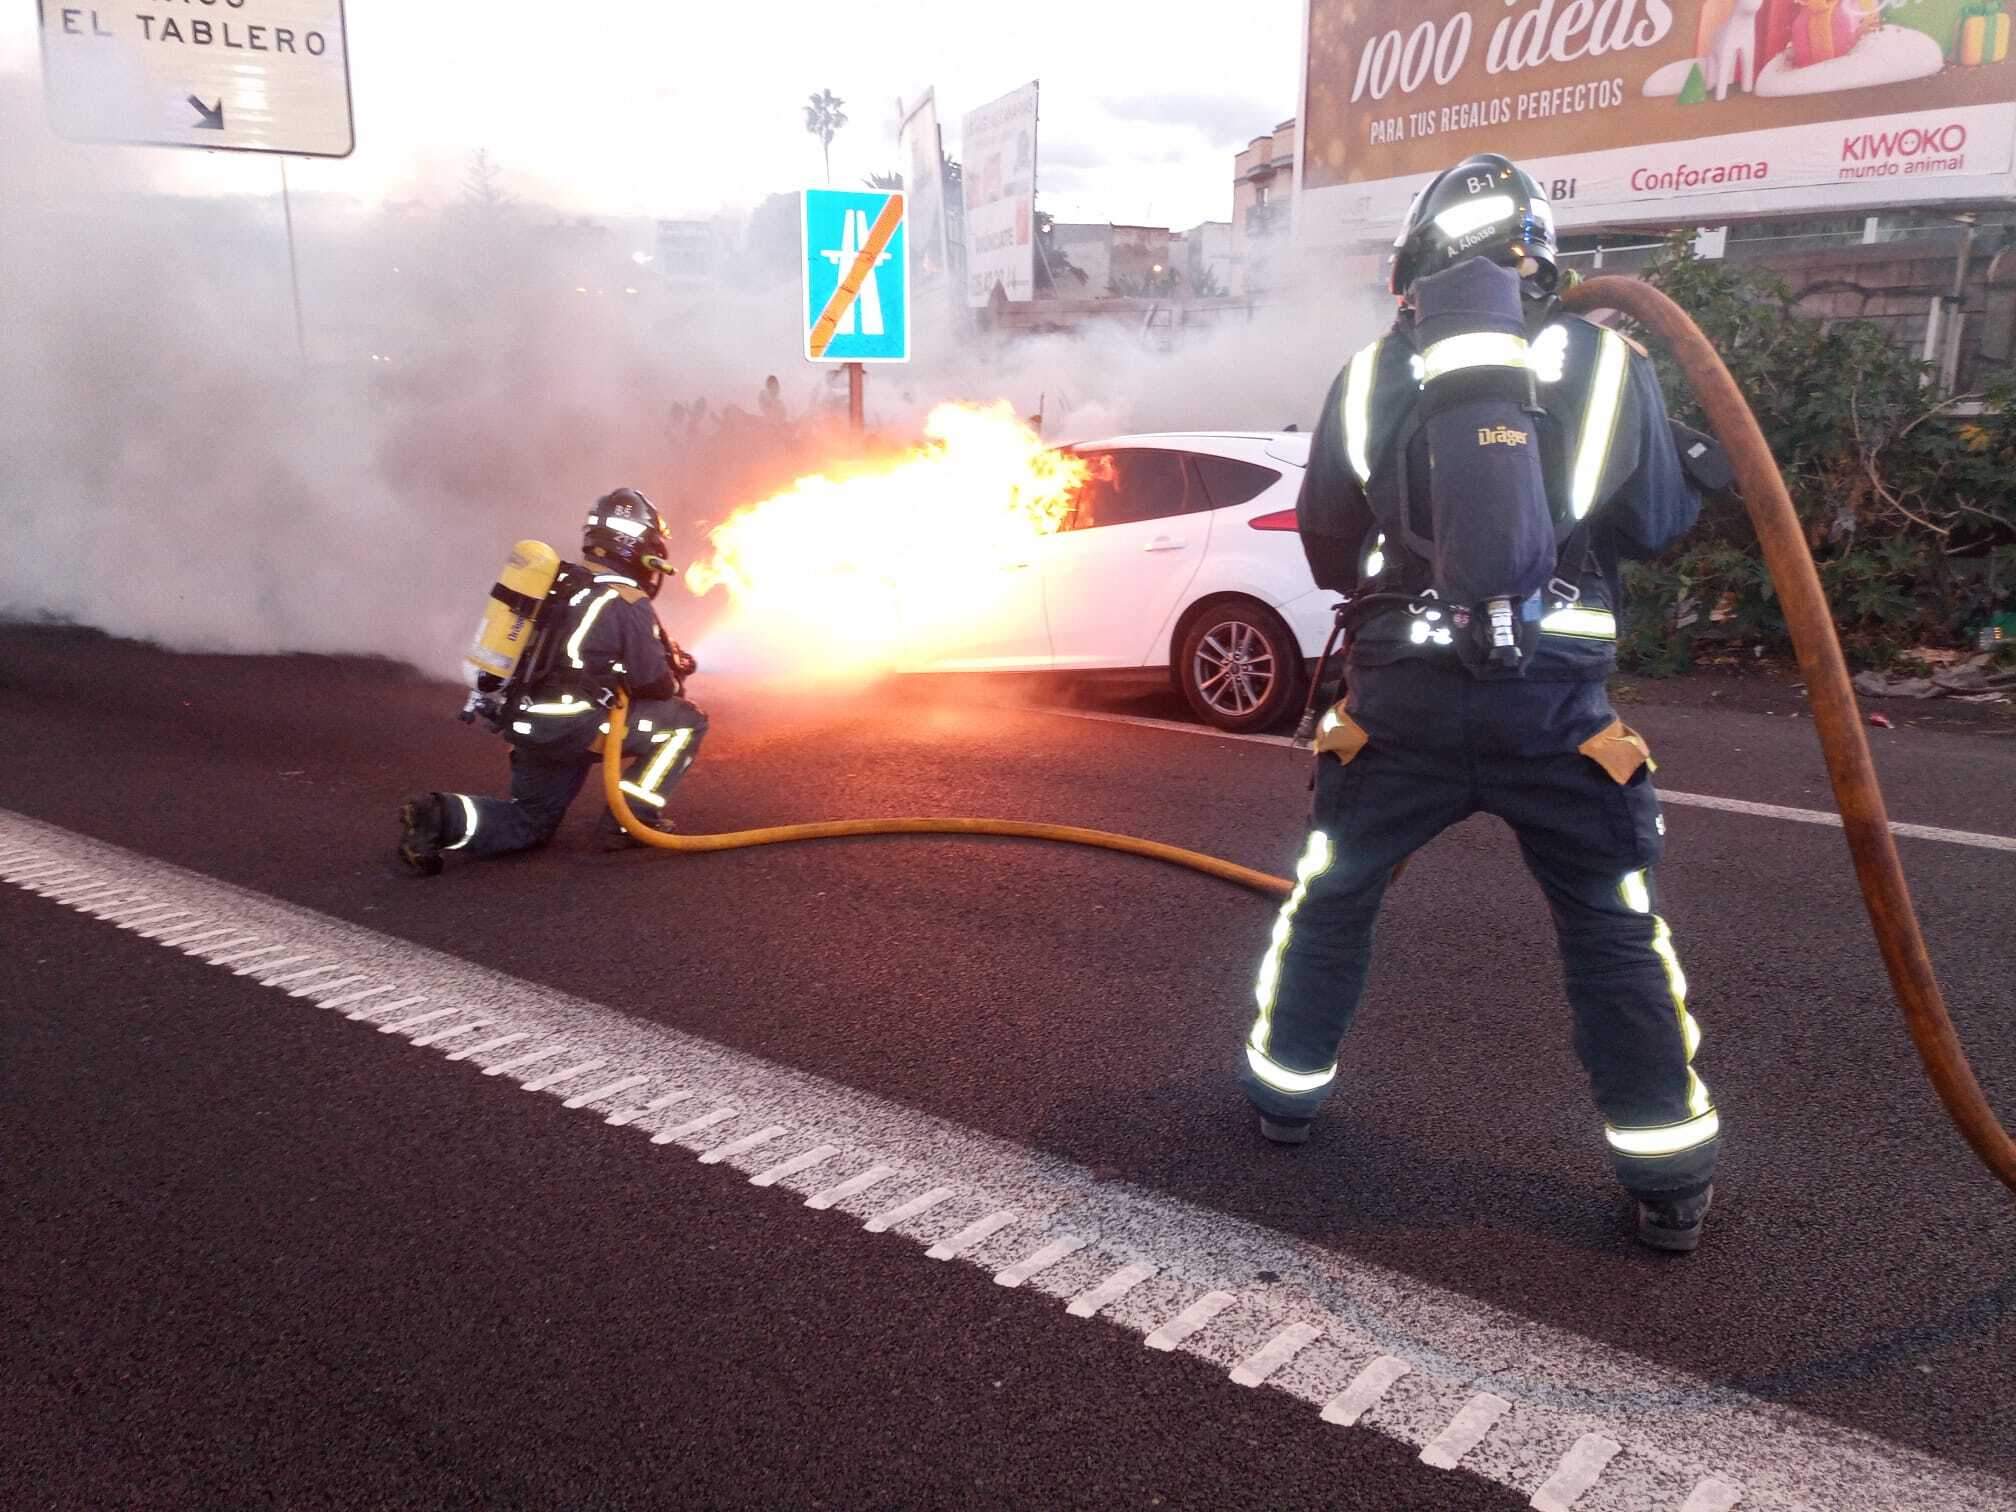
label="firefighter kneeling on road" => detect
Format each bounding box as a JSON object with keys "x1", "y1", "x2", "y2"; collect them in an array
[
  {"x1": 1242, "y1": 155, "x2": 1724, "y2": 1253},
  {"x1": 399, "y1": 488, "x2": 708, "y2": 872}
]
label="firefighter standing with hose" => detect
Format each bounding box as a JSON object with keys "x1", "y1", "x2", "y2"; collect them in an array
[
  {"x1": 399, "y1": 488, "x2": 707, "y2": 872},
  {"x1": 1241, "y1": 155, "x2": 1728, "y2": 1252}
]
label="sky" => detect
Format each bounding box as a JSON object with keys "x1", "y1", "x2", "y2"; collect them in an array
[{"x1": 0, "y1": 1, "x2": 1304, "y2": 227}]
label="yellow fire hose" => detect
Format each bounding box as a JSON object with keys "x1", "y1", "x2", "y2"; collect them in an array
[{"x1": 601, "y1": 274, "x2": 2014, "y2": 1194}]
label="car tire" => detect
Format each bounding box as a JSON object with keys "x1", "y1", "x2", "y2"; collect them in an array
[{"x1": 1177, "y1": 600, "x2": 1307, "y2": 733}]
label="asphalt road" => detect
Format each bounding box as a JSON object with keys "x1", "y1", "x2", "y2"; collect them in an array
[{"x1": 4, "y1": 624, "x2": 2013, "y2": 1508}]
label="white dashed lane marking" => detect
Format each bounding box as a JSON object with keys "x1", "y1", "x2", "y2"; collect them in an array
[
  {"x1": 1420, "y1": 1392, "x2": 1511, "y2": 1470},
  {"x1": 864, "y1": 1187, "x2": 956, "y2": 1234},
  {"x1": 749, "y1": 1144, "x2": 840, "y2": 1188},
  {"x1": 1321, "y1": 1354, "x2": 1412, "y2": 1426},
  {"x1": 3, "y1": 814, "x2": 2007, "y2": 1512},
  {"x1": 1229, "y1": 1322, "x2": 1323, "y2": 1387},
  {"x1": 804, "y1": 1163, "x2": 898, "y2": 1211},
  {"x1": 994, "y1": 1233, "x2": 1090, "y2": 1288},
  {"x1": 925, "y1": 1208, "x2": 1019, "y2": 1261},
  {"x1": 698, "y1": 1126, "x2": 787, "y2": 1166},
  {"x1": 1532, "y1": 1433, "x2": 1623, "y2": 1512},
  {"x1": 1145, "y1": 1290, "x2": 1238, "y2": 1352},
  {"x1": 1066, "y1": 1263, "x2": 1157, "y2": 1319}
]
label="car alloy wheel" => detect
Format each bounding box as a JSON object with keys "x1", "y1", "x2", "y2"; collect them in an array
[
  {"x1": 1194, "y1": 619, "x2": 1277, "y2": 720},
  {"x1": 1178, "y1": 601, "x2": 1305, "y2": 732}
]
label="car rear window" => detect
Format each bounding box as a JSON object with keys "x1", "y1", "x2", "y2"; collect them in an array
[{"x1": 1192, "y1": 455, "x2": 1282, "y2": 510}]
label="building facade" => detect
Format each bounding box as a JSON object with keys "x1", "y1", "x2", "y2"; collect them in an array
[{"x1": 1231, "y1": 118, "x2": 1296, "y2": 295}]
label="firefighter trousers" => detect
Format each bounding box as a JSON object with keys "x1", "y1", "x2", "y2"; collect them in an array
[
  {"x1": 1239, "y1": 663, "x2": 1719, "y2": 1197},
  {"x1": 444, "y1": 697, "x2": 708, "y2": 859}
]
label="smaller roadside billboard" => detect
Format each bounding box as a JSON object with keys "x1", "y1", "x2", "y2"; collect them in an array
[{"x1": 961, "y1": 81, "x2": 1040, "y2": 307}]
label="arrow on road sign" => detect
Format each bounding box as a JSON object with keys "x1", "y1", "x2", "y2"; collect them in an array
[{"x1": 188, "y1": 95, "x2": 224, "y2": 131}]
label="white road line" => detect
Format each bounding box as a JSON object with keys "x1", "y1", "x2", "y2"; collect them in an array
[
  {"x1": 521, "y1": 1058, "x2": 609, "y2": 1093},
  {"x1": 804, "y1": 1164, "x2": 898, "y2": 1211},
  {"x1": 1420, "y1": 1392, "x2": 1512, "y2": 1470},
  {"x1": 154, "y1": 925, "x2": 238, "y2": 948},
  {"x1": 351, "y1": 994, "x2": 425, "y2": 1022},
  {"x1": 319, "y1": 984, "x2": 398, "y2": 1011},
  {"x1": 607, "y1": 1090, "x2": 695, "y2": 1127},
  {"x1": 1066, "y1": 1263, "x2": 1158, "y2": 1319},
  {"x1": 209, "y1": 944, "x2": 287, "y2": 968},
  {"x1": 182, "y1": 934, "x2": 260, "y2": 956},
  {"x1": 1680, "y1": 1479, "x2": 1746, "y2": 1512},
  {"x1": 698, "y1": 1125, "x2": 787, "y2": 1165},
  {"x1": 1531, "y1": 1434, "x2": 1622, "y2": 1512},
  {"x1": 749, "y1": 1144, "x2": 841, "y2": 1187},
  {"x1": 653, "y1": 1106, "x2": 737, "y2": 1144},
  {"x1": 76, "y1": 892, "x2": 144, "y2": 915},
  {"x1": 411, "y1": 1021, "x2": 490, "y2": 1048},
  {"x1": 132, "y1": 913, "x2": 200, "y2": 938},
  {"x1": 54, "y1": 883, "x2": 125, "y2": 904},
  {"x1": 9, "y1": 862, "x2": 81, "y2": 882},
  {"x1": 260, "y1": 963, "x2": 343, "y2": 988},
  {"x1": 112, "y1": 905, "x2": 185, "y2": 928},
  {"x1": 239, "y1": 953, "x2": 314, "y2": 978},
  {"x1": 1025, "y1": 704, "x2": 2016, "y2": 851},
  {"x1": 864, "y1": 1187, "x2": 958, "y2": 1234},
  {"x1": 445, "y1": 1032, "x2": 528, "y2": 1062},
  {"x1": 482, "y1": 1046, "x2": 567, "y2": 1078},
  {"x1": 24, "y1": 871, "x2": 90, "y2": 891},
  {"x1": 1321, "y1": 1355, "x2": 1413, "y2": 1426},
  {"x1": 995, "y1": 1233, "x2": 1091, "y2": 1288},
  {"x1": 291, "y1": 975, "x2": 365, "y2": 1001},
  {"x1": 1230, "y1": 1322, "x2": 1323, "y2": 1387},
  {"x1": 1145, "y1": 1290, "x2": 1238, "y2": 1352},
  {"x1": 926, "y1": 1209, "x2": 1019, "y2": 1261},
  {"x1": 379, "y1": 1007, "x2": 458, "y2": 1034},
  {"x1": 563, "y1": 1074, "x2": 652, "y2": 1110}
]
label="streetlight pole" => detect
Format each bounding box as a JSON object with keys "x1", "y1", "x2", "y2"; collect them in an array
[{"x1": 279, "y1": 157, "x2": 307, "y2": 364}]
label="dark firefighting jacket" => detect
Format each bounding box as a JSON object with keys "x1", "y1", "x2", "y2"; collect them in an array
[
  {"x1": 1296, "y1": 304, "x2": 1699, "y2": 681},
  {"x1": 506, "y1": 567, "x2": 682, "y2": 754}
]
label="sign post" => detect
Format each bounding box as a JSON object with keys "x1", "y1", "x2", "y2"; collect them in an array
[
  {"x1": 38, "y1": 0, "x2": 355, "y2": 157},
  {"x1": 802, "y1": 188, "x2": 910, "y2": 434}
]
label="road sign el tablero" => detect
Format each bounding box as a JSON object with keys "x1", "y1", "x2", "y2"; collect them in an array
[
  {"x1": 1299, "y1": 0, "x2": 2015, "y2": 239},
  {"x1": 38, "y1": 0, "x2": 353, "y2": 157},
  {"x1": 802, "y1": 188, "x2": 911, "y2": 364}
]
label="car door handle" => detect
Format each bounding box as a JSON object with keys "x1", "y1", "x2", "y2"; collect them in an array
[{"x1": 1144, "y1": 536, "x2": 1186, "y2": 552}]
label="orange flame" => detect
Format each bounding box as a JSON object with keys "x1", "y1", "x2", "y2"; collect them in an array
[{"x1": 684, "y1": 402, "x2": 1089, "y2": 677}]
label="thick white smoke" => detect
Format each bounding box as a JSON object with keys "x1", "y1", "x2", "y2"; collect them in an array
[{"x1": 0, "y1": 77, "x2": 1388, "y2": 681}]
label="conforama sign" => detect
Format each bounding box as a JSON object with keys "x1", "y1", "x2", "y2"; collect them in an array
[{"x1": 1297, "y1": 0, "x2": 2015, "y2": 243}]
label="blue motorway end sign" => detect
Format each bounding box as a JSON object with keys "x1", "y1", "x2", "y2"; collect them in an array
[{"x1": 802, "y1": 189, "x2": 909, "y2": 364}]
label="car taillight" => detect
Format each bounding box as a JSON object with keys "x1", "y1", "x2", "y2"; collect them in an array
[{"x1": 1248, "y1": 508, "x2": 1298, "y2": 531}]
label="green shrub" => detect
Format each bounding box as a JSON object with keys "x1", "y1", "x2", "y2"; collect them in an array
[{"x1": 1610, "y1": 236, "x2": 2015, "y2": 673}]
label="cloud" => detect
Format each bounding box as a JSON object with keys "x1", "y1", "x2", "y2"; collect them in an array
[{"x1": 1101, "y1": 93, "x2": 1280, "y2": 146}]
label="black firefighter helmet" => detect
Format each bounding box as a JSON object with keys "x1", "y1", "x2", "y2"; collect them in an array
[
  {"x1": 583, "y1": 487, "x2": 673, "y2": 597},
  {"x1": 1389, "y1": 153, "x2": 1558, "y2": 301}
]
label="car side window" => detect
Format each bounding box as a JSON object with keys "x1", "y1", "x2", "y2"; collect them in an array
[
  {"x1": 1192, "y1": 454, "x2": 1283, "y2": 510},
  {"x1": 1068, "y1": 449, "x2": 1197, "y2": 530}
]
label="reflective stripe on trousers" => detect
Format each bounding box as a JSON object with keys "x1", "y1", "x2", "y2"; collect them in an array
[{"x1": 1245, "y1": 831, "x2": 1339, "y2": 1097}]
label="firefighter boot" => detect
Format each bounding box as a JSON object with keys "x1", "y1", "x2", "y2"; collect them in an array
[
  {"x1": 398, "y1": 793, "x2": 449, "y2": 876},
  {"x1": 1635, "y1": 1184, "x2": 1713, "y2": 1254},
  {"x1": 597, "y1": 806, "x2": 678, "y2": 850}
]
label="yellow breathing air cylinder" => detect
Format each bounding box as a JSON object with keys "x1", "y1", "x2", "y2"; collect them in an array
[{"x1": 463, "y1": 539, "x2": 561, "y2": 695}]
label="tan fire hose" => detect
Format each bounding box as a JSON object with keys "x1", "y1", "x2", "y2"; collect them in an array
[
  {"x1": 1564, "y1": 275, "x2": 2015, "y2": 1195},
  {"x1": 601, "y1": 272, "x2": 2014, "y2": 1193}
]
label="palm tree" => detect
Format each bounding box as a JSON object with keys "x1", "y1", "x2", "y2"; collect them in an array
[
  {"x1": 804, "y1": 90, "x2": 847, "y2": 186},
  {"x1": 862, "y1": 170, "x2": 902, "y2": 191}
]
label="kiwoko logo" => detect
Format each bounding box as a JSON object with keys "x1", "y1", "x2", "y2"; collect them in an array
[{"x1": 1842, "y1": 123, "x2": 1967, "y2": 163}]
